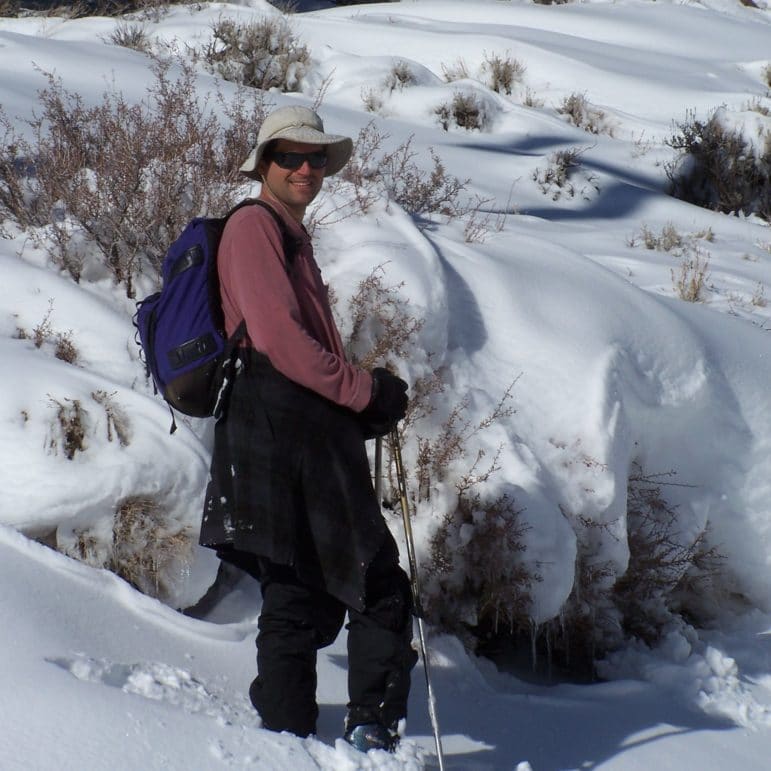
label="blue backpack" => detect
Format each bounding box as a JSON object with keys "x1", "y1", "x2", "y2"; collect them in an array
[{"x1": 135, "y1": 199, "x2": 293, "y2": 428}]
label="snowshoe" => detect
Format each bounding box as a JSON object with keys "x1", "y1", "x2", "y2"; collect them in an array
[{"x1": 343, "y1": 722, "x2": 399, "y2": 753}]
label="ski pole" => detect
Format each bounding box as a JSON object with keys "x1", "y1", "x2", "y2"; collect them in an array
[
  {"x1": 390, "y1": 427, "x2": 446, "y2": 771},
  {"x1": 374, "y1": 435, "x2": 383, "y2": 503}
]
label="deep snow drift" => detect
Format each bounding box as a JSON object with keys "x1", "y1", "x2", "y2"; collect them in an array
[{"x1": 2, "y1": 1, "x2": 771, "y2": 769}]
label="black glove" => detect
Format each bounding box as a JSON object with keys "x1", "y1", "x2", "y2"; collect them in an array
[{"x1": 358, "y1": 367, "x2": 408, "y2": 438}]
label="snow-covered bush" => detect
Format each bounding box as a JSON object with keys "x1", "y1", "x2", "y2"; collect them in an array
[
  {"x1": 481, "y1": 51, "x2": 525, "y2": 96},
  {"x1": 201, "y1": 16, "x2": 310, "y2": 92},
  {"x1": 57, "y1": 493, "x2": 196, "y2": 606},
  {"x1": 435, "y1": 91, "x2": 491, "y2": 132},
  {"x1": 533, "y1": 146, "x2": 600, "y2": 201},
  {"x1": 557, "y1": 92, "x2": 613, "y2": 136},
  {"x1": 667, "y1": 107, "x2": 771, "y2": 223}
]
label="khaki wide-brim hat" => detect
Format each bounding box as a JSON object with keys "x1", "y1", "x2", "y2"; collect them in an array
[{"x1": 239, "y1": 105, "x2": 354, "y2": 180}]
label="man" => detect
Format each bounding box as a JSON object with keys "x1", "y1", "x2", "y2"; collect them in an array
[{"x1": 199, "y1": 105, "x2": 417, "y2": 752}]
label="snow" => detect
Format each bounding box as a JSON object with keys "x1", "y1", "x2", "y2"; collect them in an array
[{"x1": 1, "y1": 0, "x2": 771, "y2": 768}]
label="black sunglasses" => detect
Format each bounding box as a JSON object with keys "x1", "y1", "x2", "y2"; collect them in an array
[{"x1": 268, "y1": 150, "x2": 328, "y2": 170}]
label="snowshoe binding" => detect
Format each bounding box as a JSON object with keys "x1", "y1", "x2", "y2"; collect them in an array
[{"x1": 343, "y1": 722, "x2": 399, "y2": 753}]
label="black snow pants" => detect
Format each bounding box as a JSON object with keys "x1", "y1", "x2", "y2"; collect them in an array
[{"x1": 219, "y1": 537, "x2": 418, "y2": 738}]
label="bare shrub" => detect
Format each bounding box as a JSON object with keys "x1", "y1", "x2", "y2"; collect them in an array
[
  {"x1": 440, "y1": 58, "x2": 470, "y2": 83},
  {"x1": 338, "y1": 265, "x2": 530, "y2": 644},
  {"x1": 523, "y1": 87, "x2": 545, "y2": 109},
  {"x1": 19, "y1": 299, "x2": 80, "y2": 363},
  {"x1": 636, "y1": 222, "x2": 684, "y2": 252},
  {"x1": 417, "y1": 385, "x2": 533, "y2": 646},
  {"x1": 0, "y1": 59, "x2": 266, "y2": 296},
  {"x1": 463, "y1": 192, "x2": 511, "y2": 244},
  {"x1": 535, "y1": 463, "x2": 725, "y2": 678},
  {"x1": 671, "y1": 244, "x2": 711, "y2": 302},
  {"x1": 54, "y1": 332, "x2": 78, "y2": 364},
  {"x1": 613, "y1": 465, "x2": 724, "y2": 644},
  {"x1": 385, "y1": 60, "x2": 416, "y2": 93},
  {"x1": 361, "y1": 87, "x2": 383, "y2": 113},
  {"x1": 435, "y1": 91, "x2": 488, "y2": 131},
  {"x1": 343, "y1": 265, "x2": 424, "y2": 371},
  {"x1": 482, "y1": 51, "x2": 525, "y2": 96},
  {"x1": 414, "y1": 383, "x2": 516, "y2": 496},
  {"x1": 380, "y1": 141, "x2": 470, "y2": 216},
  {"x1": 110, "y1": 21, "x2": 152, "y2": 53},
  {"x1": 47, "y1": 397, "x2": 87, "y2": 459},
  {"x1": 111, "y1": 495, "x2": 194, "y2": 603},
  {"x1": 2, "y1": 1, "x2": 180, "y2": 18},
  {"x1": 91, "y1": 389, "x2": 132, "y2": 446},
  {"x1": 533, "y1": 146, "x2": 599, "y2": 201},
  {"x1": 338, "y1": 265, "x2": 446, "y2": 433},
  {"x1": 557, "y1": 92, "x2": 610, "y2": 135},
  {"x1": 427, "y1": 482, "x2": 532, "y2": 639},
  {"x1": 0, "y1": 110, "x2": 36, "y2": 230},
  {"x1": 315, "y1": 123, "x2": 475, "y2": 229},
  {"x1": 201, "y1": 16, "x2": 309, "y2": 92},
  {"x1": 666, "y1": 109, "x2": 771, "y2": 223}
]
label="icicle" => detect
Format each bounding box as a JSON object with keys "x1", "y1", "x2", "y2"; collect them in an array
[
  {"x1": 545, "y1": 623, "x2": 553, "y2": 682},
  {"x1": 529, "y1": 618, "x2": 538, "y2": 674}
]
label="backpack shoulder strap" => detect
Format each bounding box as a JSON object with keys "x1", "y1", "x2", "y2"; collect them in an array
[
  {"x1": 224, "y1": 198, "x2": 299, "y2": 271},
  {"x1": 218, "y1": 199, "x2": 300, "y2": 354}
]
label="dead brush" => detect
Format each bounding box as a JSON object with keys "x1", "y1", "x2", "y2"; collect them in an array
[
  {"x1": 385, "y1": 60, "x2": 416, "y2": 93},
  {"x1": 202, "y1": 16, "x2": 309, "y2": 92},
  {"x1": 338, "y1": 260, "x2": 531, "y2": 649},
  {"x1": 91, "y1": 389, "x2": 132, "y2": 446},
  {"x1": 558, "y1": 92, "x2": 610, "y2": 136},
  {"x1": 482, "y1": 51, "x2": 525, "y2": 96},
  {"x1": 7, "y1": 1, "x2": 180, "y2": 19},
  {"x1": 25, "y1": 300, "x2": 80, "y2": 364},
  {"x1": 671, "y1": 243, "x2": 711, "y2": 302},
  {"x1": 613, "y1": 464, "x2": 724, "y2": 644},
  {"x1": 47, "y1": 396, "x2": 87, "y2": 460},
  {"x1": 666, "y1": 109, "x2": 771, "y2": 223},
  {"x1": 0, "y1": 58, "x2": 266, "y2": 297},
  {"x1": 416, "y1": 383, "x2": 530, "y2": 645},
  {"x1": 343, "y1": 265, "x2": 425, "y2": 372},
  {"x1": 533, "y1": 146, "x2": 599, "y2": 201},
  {"x1": 440, "y1": 58, "x2": 471, "y2": 83},
  {"x1": 109, "y1": 21, "x2": 152, "y2": 53},
  {"x1": 435, "y1": 91, "x2": 488, "y2": 131},
  {"x1": 315, "y1": 122, "x2": 476, "y2": 229},
  {"x1": 413, "y1": 382, "x2": 516, "y2": 498},
  {"x1": 636, "y1": 222, "x2": 685, "y2": 252},
  {"x1": 426, "y1": 482, "x2": 533, "y2": 641},
  {"x1": 338, "y1": 264, "x2": 447, "y2": 435},
  {"x1": 111, "y1": 495, "x2": 194, "y2": 604}
]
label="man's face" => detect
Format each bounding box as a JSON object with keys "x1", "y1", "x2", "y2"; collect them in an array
[{"x1": 258, "y1": 139, "x2": 327, "y2": 219}]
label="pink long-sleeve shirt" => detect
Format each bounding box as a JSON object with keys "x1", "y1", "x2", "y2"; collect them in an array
[{"x1": 217, "y1": 197, "x2": 373, "y2": 413}]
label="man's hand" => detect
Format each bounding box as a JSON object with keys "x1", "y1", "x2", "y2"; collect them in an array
[{"x1": 359, "y1": 367, "x2": 408, "y2": 438}]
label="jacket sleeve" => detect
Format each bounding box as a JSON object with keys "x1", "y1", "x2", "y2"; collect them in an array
[{"x1": 218, "y1": 206, "x2": 373, "y2": 412}]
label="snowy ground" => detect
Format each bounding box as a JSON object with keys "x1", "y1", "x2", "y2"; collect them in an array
[{"x1": 2, "y1": 1, "x2": 771, "y2": 769}]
